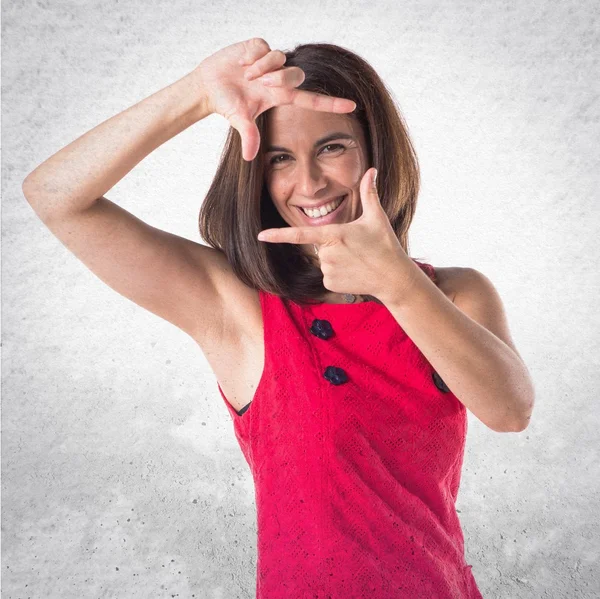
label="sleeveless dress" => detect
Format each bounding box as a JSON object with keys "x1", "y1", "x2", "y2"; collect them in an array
[{"x1": 217, "y1": 260, "x2": 483, "y2": 599}]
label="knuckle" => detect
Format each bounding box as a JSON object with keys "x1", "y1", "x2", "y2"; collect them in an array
[
  {"x1": 252, "y1": 37, "x2": 270, "y2": 49},
  {"x1": 292, "y1": 67, "x2": 305, "y2": 83}
]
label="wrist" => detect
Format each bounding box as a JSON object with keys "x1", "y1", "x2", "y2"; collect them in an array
[
  {"x1": 178, "y1": 67, "x2": 213, "y2": 124},
  {"x1": 377, "y1": 258, "x2": 423, "y2": 308}
]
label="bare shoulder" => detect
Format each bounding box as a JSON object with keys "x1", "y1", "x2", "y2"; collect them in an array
[
  {"x1": 433, "y1": 265, "x2": 497, "y2": 305},
  {"x1": 435, "y1": 265, "x2": 523, "y2": 360},
  {"x1": 430, "y1": 265, "x2": 465, "y2": 303}
]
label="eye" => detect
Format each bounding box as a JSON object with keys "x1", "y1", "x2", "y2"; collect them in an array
[
  {"x1": 268, "y1": 143, "x2": 346, "y2": 165},
  {"x1": 269, "y1": 153, "x2": 290, "y2": 165},
  {"x1": 321, "y1": 143, "x2": 345, "y2": 153}
]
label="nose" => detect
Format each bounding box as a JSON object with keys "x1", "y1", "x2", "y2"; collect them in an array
[{"x1": 295, "y1": 160, "x2": 327, "y2": 198}]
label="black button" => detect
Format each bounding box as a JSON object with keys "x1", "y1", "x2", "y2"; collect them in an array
[
  {"x1": 310, "y1": 319, "x2": 334, "y2": 340},
  {"x1": 324, "y1": 366, "x2": 348, "y2": 385},
  {"x1": 432, "y1": 371, "x2": 450, "y2": 393}
]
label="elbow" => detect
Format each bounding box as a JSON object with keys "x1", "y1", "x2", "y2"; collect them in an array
[
  {"x1": 502, "y1": 399, "x2": 535, "y2": 433},
  {"x1": 22, "y1": 175, "x2": 39, "y2": 202},
  {"x1": 510, "y1": 414, "x2": 532, "y2": 433},
  {"x1": 22, "y1": 177, "x2": 31, "y2": 197},
  {"x1": 488, "y1": 417, "x2": 530, "y2": 433},
  {"x1": 514, "y1": 384, "x2": 536, "y2": 432},
  {"x1": 488, "y1": 393, "x2": 535, "y2": 433},
  {"x1": 22, "y1": 173, "x2": 36, "y2": 193},
  {"x1": 503, "y1": 376, "x2": 536, "y2": 433},
  {"x1": 22, "y1": 176, "x2": 51, "y2": 222},
  {"x1": 22, "y1": 171, "x2": 47, "y2": 198}
]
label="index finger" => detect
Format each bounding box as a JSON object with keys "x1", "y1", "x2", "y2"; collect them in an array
[
  {"x1": 258, "y1": 224, "x2": 329, "y2": 244},
  {"x1": 290, "y1": 89, "x2": 356, "y2": 113}
]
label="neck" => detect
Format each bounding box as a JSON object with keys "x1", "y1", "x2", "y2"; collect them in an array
[{"x1": 321, "y1": 292, "x2": 369, "y2": 304}]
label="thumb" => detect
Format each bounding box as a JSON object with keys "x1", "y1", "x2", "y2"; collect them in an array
[
  {"x1": 359, "y1": 167, "x2": 380, "y2": 218},
  {"x1": 366, "y1": 167, "x2": 378, "y2": 193}
]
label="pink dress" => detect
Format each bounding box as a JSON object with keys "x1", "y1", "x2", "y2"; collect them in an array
[{"x1": 217, "y1": 260, "x2": 483, "y2": 598}]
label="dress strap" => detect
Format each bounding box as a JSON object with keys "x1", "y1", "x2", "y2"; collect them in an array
[{"x1": 412, "y1": 259, "x2": 437, "y2": 283}]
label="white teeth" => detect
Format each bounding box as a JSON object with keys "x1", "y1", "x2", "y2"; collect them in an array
[{"x1": 301, "y1": 196, "x2": 344, "y2": 218}]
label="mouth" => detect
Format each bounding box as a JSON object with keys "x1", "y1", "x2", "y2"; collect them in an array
[{"x1": 295, "y1": 194, "x2": 348, "y2": 225}]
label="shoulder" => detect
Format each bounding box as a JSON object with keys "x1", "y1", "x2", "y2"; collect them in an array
[
  {"x1": 444, "y1": 266, "x2": 501, "y2": 305},
  {"x1": 425, "y1": 265, "x2": 464, "y2": 303},
  {"x1": 428, "y1": 266, "x2": 498, "y2": 302},
  {"x1": 433, "y1": 265, "x2": 501, "y2": 308},
  {"x1": 437, "y1": 266, "x2": 522, "y2": 359}
]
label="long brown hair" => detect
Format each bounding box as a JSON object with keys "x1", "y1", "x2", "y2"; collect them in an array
[{"x1": 199, "y1": 42, "x2": 422, "y2": 305}]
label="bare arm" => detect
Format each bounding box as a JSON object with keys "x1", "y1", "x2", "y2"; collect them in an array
[
  {"x1": 21, "y1": 69, "x2": 228, "y2": 341},
  {"x1": 21, "y1": 38, "x2": 357, "y2": 342},
  {"x1": 22, "y1": 71, "x2": 206, "y2": 219}
]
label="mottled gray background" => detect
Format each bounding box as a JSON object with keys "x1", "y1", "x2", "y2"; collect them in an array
[{"x1": 3, "y1": 0, "x2": 599, "y2": 597}]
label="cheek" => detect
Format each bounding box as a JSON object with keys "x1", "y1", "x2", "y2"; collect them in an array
[
  {"x1": 270, "y1": 188, "x2": 291, "y2": 208},
  {"x1": 265, "y1": 178, "x2": 284, "y2": 201},
  {"x1": 340, "y1": 154, "x2": 364, "y2": 184},
  {"x1": 266, "y1": 173, "x2": 288, "y2": 193}
]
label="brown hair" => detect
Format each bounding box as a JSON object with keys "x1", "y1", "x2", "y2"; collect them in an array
[{"x1": 199, "y1": 42, "x2": 422, "y2": 305}]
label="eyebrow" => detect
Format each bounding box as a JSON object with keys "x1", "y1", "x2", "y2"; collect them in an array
[{"x1": 265, "y1": 132, "x2": 356, "y2": 154}]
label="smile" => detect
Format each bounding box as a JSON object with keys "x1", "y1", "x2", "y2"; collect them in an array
[{"x1": 296, "y1": 195, "x2": 347, "y2": 224}]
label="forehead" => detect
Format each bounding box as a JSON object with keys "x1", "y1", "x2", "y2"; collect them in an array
[{"x1": 265, "y1": 105, "x2": 360, "y2": 144}]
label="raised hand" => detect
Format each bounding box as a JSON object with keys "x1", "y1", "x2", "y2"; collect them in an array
[
  {"x1": 257, "y1": 168, "x2": 422, "y2": 304},
  {"x1": 192, "y1": 37, "x2": 357, "y2": 161}
]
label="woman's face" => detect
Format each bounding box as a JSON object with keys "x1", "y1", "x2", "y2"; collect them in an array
[{"x1": 263, "y1": 104, "x2": 369, "y2": 259}]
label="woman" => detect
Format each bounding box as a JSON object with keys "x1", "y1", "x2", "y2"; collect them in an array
[{"x1": 23, "y1": 37, "x2": 534, "y2": 598}]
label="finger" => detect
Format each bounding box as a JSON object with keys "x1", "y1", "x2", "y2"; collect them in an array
[
  {"x1": 289, "y1": 89, "x2": 357, "y2": 113},
  {"x1": 256, "y1": 65, "x2": 304, "y2": 87},
  {"x1": 244, "y1": 49, "x2": 287, "y2": 81},
  {"x1": 229, "y1": 114, "x2": 261, "y2": 161},
  {"x1": 258, "y1": 225, "x2": 328, "y2": 244},
  {"x1": 237, "y1": 37, "x2": 271, "y2": 66},
  {"x1": 358, "y1": 167, "x2": 380, "y2": 218}
]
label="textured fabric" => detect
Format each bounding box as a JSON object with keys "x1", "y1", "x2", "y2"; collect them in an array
[{"x1": 217, "y1": 260, "x2": 483, "y2": 598}]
